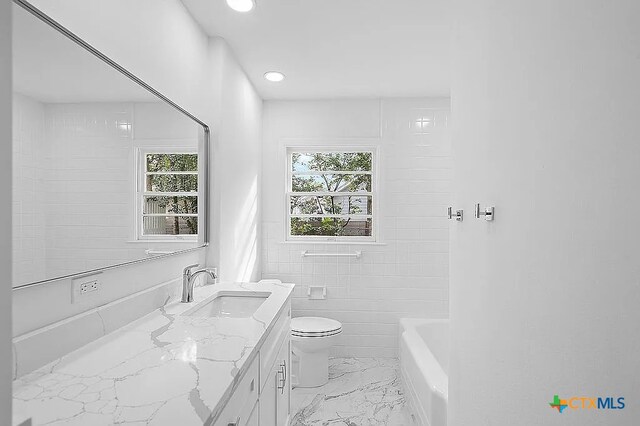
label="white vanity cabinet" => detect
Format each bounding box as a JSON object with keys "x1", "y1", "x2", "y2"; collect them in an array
[
  {"x1": 259, "y1": 304, "x2": 291, "y2": 426},
  {"x1": 212, "y1": 301, "x2": 291, "y2": 426}
]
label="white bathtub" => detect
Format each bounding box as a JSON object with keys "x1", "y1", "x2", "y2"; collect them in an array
[{"x1": 399, "y1": 318, "x2": 449, "y2": 426}]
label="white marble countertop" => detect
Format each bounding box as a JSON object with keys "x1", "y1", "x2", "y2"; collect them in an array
[{"x1": 12, "y1": 281, "x2": 294, "y2": 426}]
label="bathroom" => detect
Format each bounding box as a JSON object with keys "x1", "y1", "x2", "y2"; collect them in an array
[{"x1": 1, "y1": 0, "x2": 639, "y2": 425}]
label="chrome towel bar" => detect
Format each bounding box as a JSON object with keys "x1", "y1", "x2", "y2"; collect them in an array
[
  {"x1": 145, "y1": 249, "x2": 176, "y2": 255},
  {"x1": 301, "y1": 250, "x2": 362, "y2": 259}
]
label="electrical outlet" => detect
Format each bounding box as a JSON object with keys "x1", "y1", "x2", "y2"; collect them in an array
[
  {"x1": 72, "y1": 274, "x2": 101, "y2": 303},
  {"x1": 80, "y1": 280, "x2": 100, "y2": 294}
]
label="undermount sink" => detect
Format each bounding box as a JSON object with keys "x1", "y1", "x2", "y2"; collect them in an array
[{"x1": 185, "y1": 291, "x2": 271, "y2": 318}]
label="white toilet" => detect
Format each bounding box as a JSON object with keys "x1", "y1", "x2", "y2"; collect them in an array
[{"x1": 291, "y1": 316, "x2": 342, "y2": 388}]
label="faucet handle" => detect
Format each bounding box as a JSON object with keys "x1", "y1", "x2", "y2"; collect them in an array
[{"x1": 183, "y1": 263, "x2": 200, "y2": 276}]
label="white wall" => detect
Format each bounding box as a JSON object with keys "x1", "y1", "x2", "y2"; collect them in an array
[
  {"x1": 450, "y1": 1, "x2": 640, "y2": 425},
  {"x1": 261, "y1": 98, "x2": 451, "y2": 357},
  {"x1": 207, "y1": 39, "x2": 263, "y2": 283},
  {"x1": 1, "y1": 0, "x2": 13, "y2": 421}
]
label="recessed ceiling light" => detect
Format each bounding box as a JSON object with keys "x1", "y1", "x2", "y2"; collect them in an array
[
  {"x1": 226, "y1": 0, "x2": 255, "y2": 12},
  {"x1": 264, "y1": 71, "x2": 285, "y2": 82}
]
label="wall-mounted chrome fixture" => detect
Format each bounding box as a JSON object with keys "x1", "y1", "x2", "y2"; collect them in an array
[
  {"x1": 475, "y1": 203, "x2": 495, "y2": 221},
  {"x1": 447, "y1": 207, "x2": 464, "y2": 222},
  {"x1": 145, "y1": 249, "x2": 175, "y2": 256},
  {"x1": 301, "y1": 250, "x2": 361, "y2": 259}
]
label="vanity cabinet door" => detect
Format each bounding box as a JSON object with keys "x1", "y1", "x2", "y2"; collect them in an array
[
  {"x1": 260, "y1": 334, "x2": 290, "y2": 426},
  {"x1": 275, "y1": 336, "x2": 291, "y2": 426},
  {"x1": 259, "y1": 367, "x2": 277, "y2": 426}
]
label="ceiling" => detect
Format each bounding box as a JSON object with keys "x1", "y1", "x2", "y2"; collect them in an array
[
  {"x1": 13, "y1": 4, "x2": 156, "y2": 103},
  {"x1": 181, "y1": 0, "x2": 451, "y2": 100}
]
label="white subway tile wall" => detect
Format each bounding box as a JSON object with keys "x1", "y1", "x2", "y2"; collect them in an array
[
  {"x1": 12, "y1": 93, "x2": 47, "y2": 285},
  {"x1": 43, "y1": 102, "x2": 134, "y2": 280},
  {"x1": 261, "y1": 98, "x2": 451, "y2": 357}
]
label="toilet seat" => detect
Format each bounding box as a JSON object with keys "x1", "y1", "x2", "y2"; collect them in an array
[
  {"x1": 291, "y1": 317, "x2": 342, "y2": 338},
  {"x1": 292, "y1": 329, "x2": 342, "y2": 338}
]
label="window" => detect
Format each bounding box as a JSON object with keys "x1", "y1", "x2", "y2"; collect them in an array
[
  {"x1": 286, "y1": 148, "x2": 376, "y2": 241},
  {"x1": 137, "y1": 151, "x2": 198, "y2": 240}
]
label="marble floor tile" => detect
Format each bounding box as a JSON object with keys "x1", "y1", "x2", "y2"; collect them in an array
[{"x1": 291, "y1": 358, "x2": 411, "y2": 426}]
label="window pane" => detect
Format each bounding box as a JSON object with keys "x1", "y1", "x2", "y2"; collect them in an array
[
  {"x1": 290, "y1": 217, "x2": 372, "y2": 237},
  {"x1": 292, "y1": 152, "x2": 372, "y2": 172},
  {"x1": 146, "y1": 174, "x2": 198, "y2": 192},
  {"x1": 290, "y1": 195, "x2": 372, "y2": 215},
  {"x1": 143, "y1": 216, "x2": 198, "y2": 235},
  {"x1": 291, "y1": 174, "x2": 371, "y2": 192},
  {"x1": 146, "y1": 154, "x2": 197, "y2": 172},
  {"x1": 144, "y1": 196, "x2": 198, "y2": 214}
]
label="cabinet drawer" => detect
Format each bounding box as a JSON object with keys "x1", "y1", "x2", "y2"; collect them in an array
[
  {"x1": 260, "y1": 303, "x2": 291, "y2": 392},
  {"x1": 213, "y1": 355, "x2": 259, "y2": 426}
]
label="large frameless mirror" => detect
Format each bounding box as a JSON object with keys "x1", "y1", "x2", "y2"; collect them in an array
[{"x1": 11, "y1": 0, "x2": 210, "y2": 288}]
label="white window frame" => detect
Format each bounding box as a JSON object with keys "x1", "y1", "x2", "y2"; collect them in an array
[
  {"x1": 135, "y1": 148, "x2": 199, "y2": 241},
  {"x1": 285, "y1": 146, "x2": 378, "y2": 242}
]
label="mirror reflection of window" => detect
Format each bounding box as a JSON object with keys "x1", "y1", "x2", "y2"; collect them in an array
[{"x1": 140, "y1": 152, "x2": 199, "y2": 238}]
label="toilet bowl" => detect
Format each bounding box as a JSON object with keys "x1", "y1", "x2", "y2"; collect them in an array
[{"x1": 291, "y1": 316, "x2": 342, "y2": 388}]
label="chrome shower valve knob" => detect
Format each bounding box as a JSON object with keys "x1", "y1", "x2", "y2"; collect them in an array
[
  {"x1": 475, "y1": 203, "x2": 494, "y2": 221},
  {"x1": 447, "y1": 207, "x2": 464, "y2": 222}
]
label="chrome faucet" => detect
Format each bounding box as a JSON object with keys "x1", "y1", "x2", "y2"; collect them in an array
[{"x1": 182, "y1": 264, "x2": 217, "y2": 303}]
